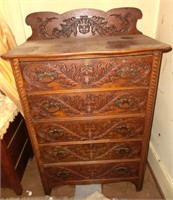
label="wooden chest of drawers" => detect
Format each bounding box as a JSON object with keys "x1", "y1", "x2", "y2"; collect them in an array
[{"x1": 2, "y1": 8, "x2": 171, "y2": 195}]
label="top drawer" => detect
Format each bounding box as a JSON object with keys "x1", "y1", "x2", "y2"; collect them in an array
[{"x1": 20, "y1": 55, "x2": 153, "y2": 92}]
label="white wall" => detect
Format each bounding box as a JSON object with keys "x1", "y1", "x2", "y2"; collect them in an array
[
  {"x1": 148, "y1": 0, "x2": 173, "y2": 199},
  {"x1": 1, "y1": 0, "x2": 159, "y2": 45}
]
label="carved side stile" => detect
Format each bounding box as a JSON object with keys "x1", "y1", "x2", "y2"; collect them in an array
[
  {"x1": 137, "y1": 51, "x2": 162, "y2": 190},
  {"x1": 11, "y1": 58, "x2": 51, "y2": 194}
]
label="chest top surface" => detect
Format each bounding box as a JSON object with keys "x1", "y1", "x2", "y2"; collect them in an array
[
  {"x1": 2, "y1": 7, "x2": 172, "y2": 59},
  {"x1": 2, "y1": 35, "x2": 172, "y2": 59}
]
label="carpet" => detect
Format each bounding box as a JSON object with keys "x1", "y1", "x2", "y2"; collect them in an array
[
  {"x1": 0, "y1": 191, "x2": 111, "y2": 200},
  {"x1": 0, "y1": 197, "x2": 72, "y2": 200}
]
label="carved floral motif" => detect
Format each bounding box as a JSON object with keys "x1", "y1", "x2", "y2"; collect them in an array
[
  {"x1": 21, "y1": 56, "x2": 152, "y2": 91},
  {"x1": 35, "y1": 118, "x2": 144, "y2": 143},
  {"x1": 45, "y1": 165, "x2": 92, "y2": 184},
  {"x1": 37, "y1": 13, "x2": 132, "y2": 39},
  {"x1": 45, "y1": 162, "x2": 139, "y2": 184},
  {"x1": 40, "y1": 142, "x2": 141, "y2": 163},
  {"x1": 28, "y1": 90, "x2": 147, "y2": 118},
  {"x1": 93, "y1": 162, "x2": 139, "y2": 179},
  {"x1": 40, "y1": 145, "x2": 91, "y2": 163}
]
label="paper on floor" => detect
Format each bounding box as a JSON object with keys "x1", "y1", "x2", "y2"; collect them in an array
[{"x1": 83, "y1": 191, "x2": 110, "y2": 200}]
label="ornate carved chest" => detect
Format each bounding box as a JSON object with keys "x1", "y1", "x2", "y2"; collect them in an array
[{"x1": 2, "y1": 8, "x2": 171, "y2": 195}]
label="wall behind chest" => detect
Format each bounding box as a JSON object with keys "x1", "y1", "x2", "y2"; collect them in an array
[
  {"x1": 148, "y1": 0, "x2": 173, "y2": 199},
  {"x1": 0, "y1": 0, "x2": 159, "y2": 45}
]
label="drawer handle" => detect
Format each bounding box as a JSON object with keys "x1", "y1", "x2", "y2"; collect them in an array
[
  {"x1": 55, "y1": 171, "x2": 70, "y2": 179},
  {"x1": 117, "y1": 66, "x2": 137, "y2": 79},
  {"x1": 115, "y1": 125, "x2": 131, "y2": 135},
  {"x1": 52, "y1": 149, "x2": 68, "y2": 159},
  {"x1": 37, "y1": 71, "x2": 56, "y2": 83},
  {"x1": 48, "y1": 128, "x2": 64, "y2": 139},
  {"x1": 114, "y1": 166, "x2": 129, "y2": 175},
  {"x1": 44, "y1": 102, "x2": 61, "y2": 113},
  {"x1": 115, "y1": 98, "x2": 134, "y2": 109},
  {"x1": 115, "y1": 147, "x2": 131, "y2": 155}
]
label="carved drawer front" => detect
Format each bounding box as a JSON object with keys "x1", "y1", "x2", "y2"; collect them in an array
[
  {"x1": 45, "y1": 161, "x2": 139, "y2": 187},
  {"x1": 39, "y1": 141, "x2": 141, "y2": 163},
  {"x1": 93, "y1": 162, "x2": 139, "y2": 179},
  {"x1": 92, "y1": 142, "x2": 141, "y2": 160},
  {"x1": 40, "y1": 144, "x2": 91, "y2": 163},
  {"x1": 44, "y1": 164, "x2": 92, "y2": 187},
  {"x1": 28, "y1": 89, "x2": 147, "y2": 119},
  {"x1": 34, "y1": 117, "x2": 144, "y2": 143},
  {"x1": 20, "y1": 55, "x2": 152, "y2": 92}
]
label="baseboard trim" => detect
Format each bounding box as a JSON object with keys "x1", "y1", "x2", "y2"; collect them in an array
[
  {"x1": 147, "y1": 161, "x2": 165, "y2": 199},
  {"x1": 148, "y1": 142, "x2": 173, "y2": 199}
]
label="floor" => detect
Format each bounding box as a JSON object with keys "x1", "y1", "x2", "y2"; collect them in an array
[{"x1": 1, "y1": 158, "x2": 163, "y2": 199}]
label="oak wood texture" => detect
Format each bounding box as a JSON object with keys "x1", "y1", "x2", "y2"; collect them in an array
[
  {"x1": 2, "y1": 8, "x2": 172, "y2": 195},
  {"x1": 25, "y1": 8, "x2": 142, "y2": 40}
]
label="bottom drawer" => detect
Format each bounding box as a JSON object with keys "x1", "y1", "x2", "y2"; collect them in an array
[{"x1": 45, "y1": 161, "x2": 139, "y2": 187}]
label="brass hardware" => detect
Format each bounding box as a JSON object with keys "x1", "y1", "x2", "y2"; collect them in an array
[
  {"x1": 114, "y1": 166, "x2": 129, "y2": 175},
  {"x1": 115, "y1": 98, "x2": 134, "y2": 109},
  {"x1": 52, "y1": 149, "x2": 68, "y2": 159},
  {"x1": 48, "y1": 128, "x2": 64, "y2": 139},
  {"x1": 115, "y1": 125, "x2": 131, "y2": 135},
  {"x1": 54, "y1": 171, "x2": 70, "y2": 179},
  {"x1": 117, "y1": 66, "x2": 137, "y2": 79},
  {"x1": 115, "y1": 147, "x2": 131, "y2": 155},
  {"x1": 37, "y1": 71, "x2": 56, "y2": 83},
  {"x1": 44, "y1": 101, "x2": 61, "y2": 113}
]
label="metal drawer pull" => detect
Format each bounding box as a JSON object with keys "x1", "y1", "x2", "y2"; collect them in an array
[
  {"x1": 54, "y1": 171, "x2": 70, "y2": 179},
  {"x1": 117, "y1": 66, "x2": 138, "y2": 79},
  {"x1": 37, "y1": 71, "x2": 56, "y2": 83},
  {"x1": 44, "y1": 102, "x2": 61, "y2": 113},
  {"x1": 114, "y1": 166, "x2": 129, "y2": 175},
  {"x1": 115, "y1": 125, "x2": 131, "y2": 135},
  {"x1": 48, "y1": 128, "x2": 64, "y2": 139},
  {"x1": 52, "y1": 149, "x2": 68, "y2": 159},
  {"x1": 115, "y1": 147, "x2": 130, "y2": 155},
  {"x1": 115, "y1": 98, "x2": 134, "y2": 109}
]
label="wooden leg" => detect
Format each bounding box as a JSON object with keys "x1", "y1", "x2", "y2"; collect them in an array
[{"x1": 131, "y1": 180, "x2": 143, "y2": 192}]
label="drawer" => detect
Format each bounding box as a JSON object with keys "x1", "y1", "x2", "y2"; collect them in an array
[
  {"x1": 93, "y1": 162, "x2": 139, "y2": 179},
  {"x1": 45, "y1": 161, "x2": 139, "y2": 187},
  {"x1": 45, "y1": 163, "x2": 93, "y2": 186},
  {"x1": 28, "y1": 89, "x2": 147, "y2": 119},
  {"x1": 20, "y1": 55, "x2": 152, "y2": 92},
  {"x1": 35, "y1": 117, "x2": 144, "y2": 143},
  {"x1": 40, "y1": 141, "x2": 141, "y2": 163}
]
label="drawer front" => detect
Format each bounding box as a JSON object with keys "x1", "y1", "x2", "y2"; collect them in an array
[
  {"x1": 21, "y1": 55, "x2": 152, "y2": 92},
  {"x1": 28, "y1": 90, "x2": 147, "y2": 119},
  {"x1": 92, "y1": 142, "x2": 141, "y2": 160},
  {"x1": 35, "y1": 117, "x2": 144, "y2": 143},
  {"x1": 45, "y1": 161, "x2": 139, "y2": 186},
  {"x1": 40, "y1": 144, "x2": 91, "y2": 163},
  {"x1": 40, "y1": 142, "x2": 141, "y2": 163},
  {"x1": 45, "y1": 164, "x2": 92, "y2": 186},
  {"x1": 93, "y1": 162, "x2": 139, "y2": 179}
]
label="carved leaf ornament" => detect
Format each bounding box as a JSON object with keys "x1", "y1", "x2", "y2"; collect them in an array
[{"x1": 37, "y1": 13, "x2": 131, "y2": 38}]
